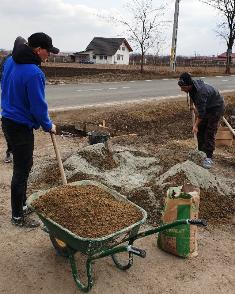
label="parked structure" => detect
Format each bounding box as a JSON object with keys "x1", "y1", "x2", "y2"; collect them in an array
[{"x1": 73, "y1": 37, "x2": 133, "y2": 65}]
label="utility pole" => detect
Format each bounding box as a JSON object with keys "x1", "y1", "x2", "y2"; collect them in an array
[{"x1": 170, "y1": 0, "x2": 180, "y2": 71}]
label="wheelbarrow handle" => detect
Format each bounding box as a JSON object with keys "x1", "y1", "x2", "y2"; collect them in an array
[
  {"x1": 187, "y1": 219, "x2": 207, "y2": 226},
  {"x1": 125, "y1": 219, "x2": 208, "y2": 244}
]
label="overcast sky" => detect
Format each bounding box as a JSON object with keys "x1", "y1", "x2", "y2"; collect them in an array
[{"x1": 0, "y1": 0, "x2": 228, "y2": 56}]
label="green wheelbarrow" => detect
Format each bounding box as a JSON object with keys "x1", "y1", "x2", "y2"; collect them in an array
[{"x1": 27, "y1": 180, "x2": 207, "y2": 293}]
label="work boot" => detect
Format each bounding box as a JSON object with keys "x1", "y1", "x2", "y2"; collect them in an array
[
  {"x1": 23, "y1": 205, "x2": 34, "y2": 215},
  {"x1": 4, "y1": 152, "x2": 12, "y2": 163},
  {"x1": 202, "y1": 158, "x2": 213, "y2": 169},
  {"x1": 11, "y1": 216, "x2": 40, "y2": 228}
]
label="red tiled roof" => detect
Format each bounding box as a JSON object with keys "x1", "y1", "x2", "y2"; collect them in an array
[{"x1": 218, "y1": 52, "x2": 235, "y2": 58}]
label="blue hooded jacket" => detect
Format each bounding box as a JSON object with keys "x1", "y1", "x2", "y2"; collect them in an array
[{"x1": 1, "y1": 44, "x2": 52, "y2": 131}]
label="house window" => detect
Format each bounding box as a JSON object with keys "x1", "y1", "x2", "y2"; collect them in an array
[
  {"x1": 100, "y1": 56, "x2": 103, "y2": 60},
  {"x1": 122, "y1": 47, "x2": 125, "y2": 51},
  {"x1": 93, "y1": 55, "x2": 96, "y2": 59},
  {"x1": 104, "y1": 56, "x2": 107, "y2": 60},
  {"x1": 117, "y1": 55, "x2": 124, "y2": 61}
]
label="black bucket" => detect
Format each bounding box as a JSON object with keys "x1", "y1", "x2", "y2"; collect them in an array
[{"x1": 88, "y1": 131, "x2": 110, "y2": 145}]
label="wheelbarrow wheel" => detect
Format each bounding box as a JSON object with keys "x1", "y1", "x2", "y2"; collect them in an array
[
  {"x1": 111, "y1": 253, "x2": 133, "y2": 271},
  {"x1": 50, "y1": 235, "x2": 70, "y2": 257}
]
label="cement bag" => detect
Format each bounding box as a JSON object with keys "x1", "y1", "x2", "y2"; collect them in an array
[{"x1": 157, "y1": 184, "x2": 200, "y2": 258}]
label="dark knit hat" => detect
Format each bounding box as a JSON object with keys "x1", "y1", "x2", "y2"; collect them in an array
[
  {"x1": 12, "y1": 36, "x2": 27, "y2": 54},
  {"x1": 178, "y1": 72, "x2": 193, "y2": 87},
  {"x1": 28, "y1": 32, "x2": 59, "y2": 54}
]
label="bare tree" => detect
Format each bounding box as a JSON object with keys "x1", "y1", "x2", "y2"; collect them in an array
[
  {"x1": 105, "y1": 0, "x2": 167, "y2": 73},
  {"x1": 200, "y1": 0, "x2": 235, "y2": 74}
]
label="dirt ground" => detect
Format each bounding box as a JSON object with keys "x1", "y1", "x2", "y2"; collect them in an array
[{"x1": 0, "y1": 95, "x2": 234, "y2": 294}]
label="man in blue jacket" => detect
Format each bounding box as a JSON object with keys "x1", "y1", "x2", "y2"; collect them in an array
[
  {"x1": 0, "y1": 36, "x2": 28, "y2": 163},
  {"x1": 1, "y1": 32, "x2": 59, "y2": 228},
  {"x1": 178, "y1": 72, "x2": 224, "y2": 169}
]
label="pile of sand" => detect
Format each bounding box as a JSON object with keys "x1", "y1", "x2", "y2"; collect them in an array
[
  {"x1": 64, "y1": 143, "x2": 162, "y2": 192},
  {"x1": 155, "y1": 160, "x2": 235, "y2": 196},
  {"x1": 29, "y1": 143, "x2": 234, "y2": 224},
  {"x1": 64, "y1": 145, "x2": 234, "y2": 196},
  {"x1": 63, "y1": 147, "x2": 234, "y2": 223},
  {"x1": 153, "y1": 160, "x2": 235, "y2": 222}
]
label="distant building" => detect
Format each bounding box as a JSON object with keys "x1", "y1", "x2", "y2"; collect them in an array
[
  {"x1": 217, "y1": 52, "x2": 235, "y2": 63},
  {"x1": 47, "y1": 52, "x2": 73, "y2": 63},
  {"x1": 73, "y1": 37, "x2": 133, "y2": 65},
  {"x1": 189, "y1": 52, "x2": 235, "y2": 65}
]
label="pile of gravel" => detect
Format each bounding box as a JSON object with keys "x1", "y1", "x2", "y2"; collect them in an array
[{"x1": 33, "y1": 184, "x2": 143, "y2": 238}]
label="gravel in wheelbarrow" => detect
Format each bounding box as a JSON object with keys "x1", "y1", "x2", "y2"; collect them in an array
[{"x1": 33, "y1": 184, "x2": 143, "y2": 239}]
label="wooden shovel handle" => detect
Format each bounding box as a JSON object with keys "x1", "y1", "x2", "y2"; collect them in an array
[
  {"x1": 222, "y1": 117, "x2": 235, "y2": 136},
  {"x1": 50, "y1": 133, "x2": 67, "y2": 185},
  {"x1": 189, "y1": 97, "x2": 197, "y2": 141}
]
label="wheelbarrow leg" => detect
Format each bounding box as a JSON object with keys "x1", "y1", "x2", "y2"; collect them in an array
[
  {"x1": 111, "y1": 252, "x2": 134, "y2": 270},
  {"x1": 68, "y1": 253, "x2": 94, "y2": 293},
  {"x1": 111, "y1": 240, "x2": 134, "y2": 270},
  {"x1": 68, "y1": 245, "x2": 132, "y2": 291}
]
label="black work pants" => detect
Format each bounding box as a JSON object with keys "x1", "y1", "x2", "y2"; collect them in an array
[
  {"x1": 197, "y1": 111, "x2": 223, "y2": 158},
  {"x1": 1, "y1": 117, "x2": 34, "y2": 218}
]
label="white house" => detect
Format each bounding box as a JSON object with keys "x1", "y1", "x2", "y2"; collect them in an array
[{"x1": 74, "y1": 37, "x2": 133, "y2": 65}]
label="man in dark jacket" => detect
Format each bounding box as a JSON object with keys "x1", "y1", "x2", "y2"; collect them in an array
[
  {"x1": 1, "y1": 32, "x2": 59, "y2": 228},
  {"x1": 178, "y1": 72, "x2": 224, "y2": 169}
]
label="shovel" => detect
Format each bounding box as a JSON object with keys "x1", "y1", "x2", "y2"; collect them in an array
[
  {"x1": 222, "y1": 116, "x2": 235, "y2": 136},
  {"x1": 50, "y1": 133, "x2": 67, "y2": 185},
  {"x1": 189, "y1": 96, "x2": 197, "y2": 143}
]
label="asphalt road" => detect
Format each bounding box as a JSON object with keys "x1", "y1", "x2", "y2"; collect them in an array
[{"x1": 47, "y1": 75, "x2": 235, "y2": 110}]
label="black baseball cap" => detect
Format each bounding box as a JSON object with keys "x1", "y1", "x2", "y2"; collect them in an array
[
  {"x1": 28, "y1": 32, "x2": 59, "y2": 54},
  {"x1": 178, "y1": 72, "x2": 193, "y2": 87}
]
